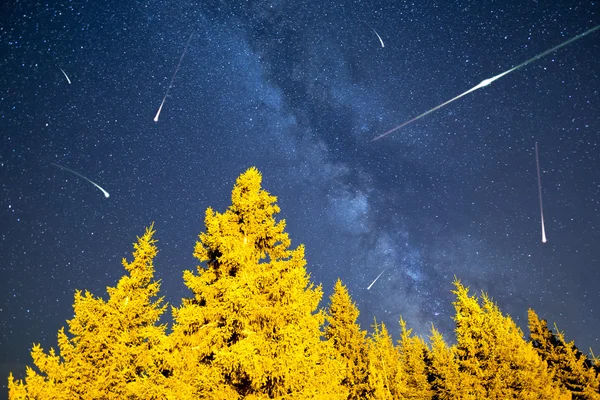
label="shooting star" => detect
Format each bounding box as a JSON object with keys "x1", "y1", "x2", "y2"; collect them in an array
[
  {"x1": 535, "y1": 143, "x2": 547, "y2": 243},
  {"x1": 365, "y1": 22, "x2": 385, "y2": 48},
  {"x1": 154, "y1": 33, "x2": 194, "y2": 122},
  {"x1": 372, "y1": 23, "x2": 600, "y2": 141},
  {"x1": 367, "y1": 269, "x2": 386, "y2": 290},
  {"x1": 60, "y1": 68, "x2": 71, "y2": 84},
  {"x1": 51, "y1": 163, "x2": 110, "y2": 198}
]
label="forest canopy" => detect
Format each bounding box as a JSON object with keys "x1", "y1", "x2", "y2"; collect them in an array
[{"x1": 8, "y1": 167, "x2": 600, "y2": 399}]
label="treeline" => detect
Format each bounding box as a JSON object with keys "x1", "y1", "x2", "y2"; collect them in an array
[{"x1": 8, "y1": 168, "x2": 600, "y2": 399}]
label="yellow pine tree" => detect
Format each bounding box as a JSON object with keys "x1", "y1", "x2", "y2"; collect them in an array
[
  {"x1": 8, "y1": 226, "x2": 170, "y2": 399},
  {"x1": 427, "y1": 327, "x2": 475, "y2": 400},
  {"x1": 325, "y1": 279, "x2": 372, "y2": 400},
  {"x1": 452, "y1": 279, "x2": 571, "y2": 399},
  {"x1": 528, "y1": 309, "x2": 600, "y2": 399},
  {"x1": 367, "y1": 321, "x2": 407, "y2": 399},
  {"x1": 169, "y1": 167, "x2": 346, "y2": 399},
  {"x1": 397, "y1": 318, "x2": 433, "y2": 399}
]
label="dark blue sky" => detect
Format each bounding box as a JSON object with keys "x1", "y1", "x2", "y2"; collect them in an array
[{"x1": 1, "y1": 0, "x2": 599, "y2": 393}]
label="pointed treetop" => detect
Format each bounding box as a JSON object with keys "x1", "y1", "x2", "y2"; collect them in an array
[
  {"x1": 328, "y1": 279, "x2": 360, "y2": 324},
  {"x1": 122, "y1": 223, "x2": 157, "y2": 274},
  {"x1": 231, "y1": 167, "x2": 280, "y2": 229},
  {"x1": 194, "y1": 167, "x2": 292, "y2": 270}
]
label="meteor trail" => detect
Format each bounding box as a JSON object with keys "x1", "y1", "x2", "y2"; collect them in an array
[
  {"x1": 51, "y1": 163, "x2": 110, "y2": 198},
  {"x1": 367, "y1": 269, "x2": 386, "y2": 290},
  {"x1": 154, "y1": 33, "x2": 194, "y2": 122},
  {"x1": 535, "y1": 143, "x2": 547, "y2": 244},
  {"x1": 372, "y1": 23, "x2": 600, "y2": 141},
  {"x1": 365, "y1": 22, "x2": 385, "y2": 48},
  {"x1": 60, "y1": 68, "x2": 71, "y2": 84}
]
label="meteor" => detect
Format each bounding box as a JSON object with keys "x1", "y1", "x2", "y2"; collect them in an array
[
  {"x1": 373, "y1": 23, "x2": 600, "y2": 141},
  {"x1": 51, "y1": 163, "x2": 110, "y2": 198},
  {"x1": 535, "y1": 143, "x2": 547, "y2": 243},
  {"x1": 154, "y1": 33, "x2": 194, "y2": 122},
  {"x1": 367, "y1": 269, "x2": 386, "y2": 290},
  {"x1": 60, "y1": 68, "x2": 71, "y2": 84},
  {"x1": 365, "y1": 22, "x2": 385, "y2": 48}
]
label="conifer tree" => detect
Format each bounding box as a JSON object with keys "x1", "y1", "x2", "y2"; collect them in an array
[
  {"x1": 8, "y1": 226, "x2": 170, "y2": 399},
  {"x1": 452, "y1": 279, "x2": 570, "y2": 399},
  {"x1": 325, "y1": 279, "x2": 372, "y2": 399},
  {"x1": 367, "y1": 321, "x2": 406, "y2": 399},
  {"x1": 427, "y1": 327, "x2": 474, "y2": 400},
  {"x1": 169, "y1": 167, "x2": 346, "y2": 399},
  {"x1": 593, "y1": 352, "x2": 600, "y2": 375},
  {"x1": 528, "y1": 308, "x2": 600, "y2": 399},
  {"x1": 397, "y1": 318, "x2": 433, "y2": 399}
]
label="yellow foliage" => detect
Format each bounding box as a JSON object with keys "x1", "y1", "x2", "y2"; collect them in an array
[
  {"x1": 326, "y1": 279, "x2": 373, "y2": 399},
  {"x1": 397, "y1": 318, "x2": 433, "y2": 399},
  {"x1": 170, "y1": 167, "x2": 346, "y2": 398},
  {"x1": 367, "y1": 321, "x2": 406, "y2": 399},
  {"x1": 528, "y1": 309, "x2": 600, "y2": 399},
  {"x1": 428, "y1": 327, "x2": 477, "y2": 400},
  {"x1": 452, "y1": 279, "x2": 571, "y2": 399},
  {"x1": 7, "y1": 168, "x2": 597, "y2": 399},
  {"x1": 8, "y1": 225, "x2": 173, "y2": 399}
]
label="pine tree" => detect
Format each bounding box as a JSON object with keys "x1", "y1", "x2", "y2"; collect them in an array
[
  {"x1": 8, "y1": 226, "x2": 171, "y2": 399},
  {"x1": 528, "y1": 308, "x2": 600, "y2": 399},
  {"x1": 367, "y1": 321, "x2": 406, "y2": 399},
  {"x1": 169, "y1": 167, "x2": 346, "y2": 399},
  {"x1": 452, "y1": 279, "x2": 570, "y2": 399},
  {"x1": 593, "y1": 352, "x2": 600, "y2": 375},
  {"x1": 397, "y1": 318, "x2": 433, "y2": 399},
  {"x1": 427, "y1": 327, "x2": 475, "y2": 400},
  {"x1": 325, "y1": 279, "x2": 372, "y2": 399}
]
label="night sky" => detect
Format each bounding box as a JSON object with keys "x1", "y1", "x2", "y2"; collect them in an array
[{"x1": 1, "y1": 0, "x2": 599, "y2": 394}]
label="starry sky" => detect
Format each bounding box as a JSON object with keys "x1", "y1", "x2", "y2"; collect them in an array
[{"x1": 1, "y1": 0, "x2": 599, "y2": 393}]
